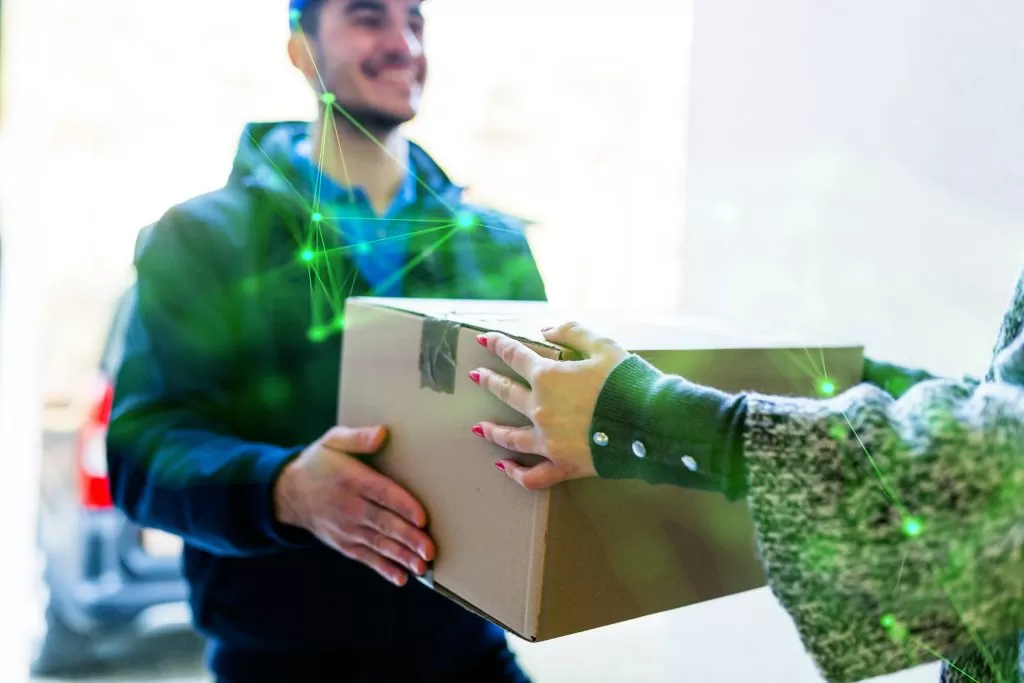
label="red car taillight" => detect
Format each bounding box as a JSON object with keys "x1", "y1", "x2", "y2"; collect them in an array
[{"x1": 76, "y1": 376, "x2": 115, "y2": 510}]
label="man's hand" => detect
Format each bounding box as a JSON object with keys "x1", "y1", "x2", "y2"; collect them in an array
[{"x1": 273, "y1": 426, "x2": 434, "y2": 587}]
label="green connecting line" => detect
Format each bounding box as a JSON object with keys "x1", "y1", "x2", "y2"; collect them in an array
[{"x1": 281, "y1": 29, "x2": 995, "y2": 673}]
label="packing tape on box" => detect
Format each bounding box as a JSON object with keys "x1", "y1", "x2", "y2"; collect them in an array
[{"x1": 419, "y1": 317, "x2": 461, "y2": 394}]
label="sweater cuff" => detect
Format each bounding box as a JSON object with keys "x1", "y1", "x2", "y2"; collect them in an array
[
  {"x1": 253, "y1": 445, "x2": 316, "y2": 548},
  {"x1": 589, "y1": 355, "x2": 748, "y2": 498}
]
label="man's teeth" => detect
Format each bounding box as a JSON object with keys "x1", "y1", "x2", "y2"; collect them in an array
[{"x1": 379, "y1": 70, "x2": 413, "y2": 84}]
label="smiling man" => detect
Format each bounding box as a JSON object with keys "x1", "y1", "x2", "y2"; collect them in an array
[{"x1": 105, "y1": 1, "x2": 545, "y2": 681}]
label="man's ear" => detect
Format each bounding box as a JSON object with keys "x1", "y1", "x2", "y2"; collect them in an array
[{"x1": 287, "y1": 33, "x2": 318, "y2": 82}]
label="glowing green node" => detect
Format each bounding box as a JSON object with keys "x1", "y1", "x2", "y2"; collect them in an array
[
  {"x1": 888, "y1": 622, "x2": 909, "y2": 643},
  {"x1": 902, "y1": 517, "x2": 924, "y2": 537},
  {"x1": 454, "y1": 209, "x2": 477, "y2": 230},
  {"x1": 300, "y1": 249, "x2": 316, "y2": 263},
  {"x1": 241, "y1": 276, "x2": 259, "y2": 295},
  {"x1": 311, "y1": 212, "x2": 323, "y2": 223},
  {"x1": 321, "y1": 92, "x2": 336, "y2": 107},
  {"x1": 879, "y1": 614, "x2": 895, "y2": 629},
  {"x1": 356, "y1": 242, "x2": 372, "y2": 255},
  {"x1": 828, "y1": 422, "x2": 848, "y2": 440},
  {"x1": 817, "y1": 378, "x2": 836, "y2": 397},
  {"x1": 332, "y1": 315, "x2": 346, "y2": 330},
  {"x1": 307, "y1": 326, "x2": 329, "y2": 343}
]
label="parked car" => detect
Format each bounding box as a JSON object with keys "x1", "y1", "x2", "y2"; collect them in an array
[{"x1": 32, "y1": 286, "x2": 197, "y2": 676}]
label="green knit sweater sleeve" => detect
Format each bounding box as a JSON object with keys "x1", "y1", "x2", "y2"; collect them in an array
[{"x1": 587, "y1": 269, "x2": 1024, "y2": 682}]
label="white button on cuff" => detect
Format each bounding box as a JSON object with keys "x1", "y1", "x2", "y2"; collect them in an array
[
  {"x1": 592, "y1": 432, "x2": 610, "y2": 447},
  {"x1": 631, "y1": 441, "x2": 647, "y2": 459},
  {"x1": 681, "y1": 455, "x2": 698, "y2": 471}
]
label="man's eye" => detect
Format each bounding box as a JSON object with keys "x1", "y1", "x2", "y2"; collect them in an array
[{"x1": 352, "y1": 12, "x2": 384, "y2": 27}]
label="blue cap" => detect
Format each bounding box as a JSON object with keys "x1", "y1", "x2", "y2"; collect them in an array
[{"x1": 289, "y1": 0, "x2": 310, "y2": 28}]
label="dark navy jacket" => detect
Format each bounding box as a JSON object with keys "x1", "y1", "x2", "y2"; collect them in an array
[{"x1": 106, "y1": 121, "x2": 547, "y2": 681}]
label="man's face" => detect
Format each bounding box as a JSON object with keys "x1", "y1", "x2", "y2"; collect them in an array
[{"x1": 306, "y1": 0, "x2": 426, "y2": 130}]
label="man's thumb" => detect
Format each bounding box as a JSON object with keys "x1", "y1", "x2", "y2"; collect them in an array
[{"x1": 323, "y1": 425, "x2": 388, "y2": 454}]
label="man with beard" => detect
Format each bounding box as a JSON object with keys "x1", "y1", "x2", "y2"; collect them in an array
[{"x1": 105, "y1": 1, "x2": 545, "y2": 681}]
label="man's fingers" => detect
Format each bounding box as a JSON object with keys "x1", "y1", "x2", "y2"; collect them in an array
[
  {"x1": 497, "y1": 460, "x2": 564, "y2": 491},
  {"x1": 541, "y1": 321, "x2": 620, "y2": 358},
  {"x1": 345, "y1": 526, "x2": 429, "y2": 577},
  {"x1": 478, "y1": 333, "x2": 543, "y2": 380},
  {"x1": 336, "y1": 541, "x2": 409, "y2": 587},
  {"x1": 322, "y1": 425, "x2": 388, "y2": 455},
  {"x1": 476, "y1": 422, "x2": 539, "y2": 455},
  {"x1": 354, "y1": 468, "x2": 429, "y2": 529},
  {"x1": 474, "y1": 368, "x2": 530, "y2": 415},
  {"x1": 349, "y1": 497, "x2": 435, "y2": 562}
]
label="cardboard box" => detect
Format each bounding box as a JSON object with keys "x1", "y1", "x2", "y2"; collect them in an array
[{"x1": 338, "y1": 297, "x2": 863, "y2": 642}]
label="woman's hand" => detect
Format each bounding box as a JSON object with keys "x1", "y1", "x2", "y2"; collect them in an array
[{"x1": 469, "y1": 321, "x2": 630, "y2": 489}]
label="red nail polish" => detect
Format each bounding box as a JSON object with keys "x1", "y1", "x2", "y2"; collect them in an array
[
  {"x1": 469, "y1": 370, "x2": 481, "y2": 384},
  {"x1": 477, "y1": 335, "x2": 488, "y2": 348},
  {"x1": 472, "y1": 425, "x2": 485, "y2": 438},
  {"x1": 495, "y1": 462, "x2": 506, "y2": 472}
]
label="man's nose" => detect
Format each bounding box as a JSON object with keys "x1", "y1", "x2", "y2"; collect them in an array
[{"x1": 380, "y1": 23, "x2": 423, "y2": 62}]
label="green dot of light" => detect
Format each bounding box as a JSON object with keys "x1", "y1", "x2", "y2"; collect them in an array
[
  {"x1": 307, "y1": 326, "x2": 328, "y2": 343},
  {"x1": 828, "y1": 422, "x2": 848, "y2": 440},
  {"x1": 311, "y1": 212, "x2": 323, "y2": 223},
  {"x1": 332, "y1": 315, "x2": 346, "y2": 330},
  {"x1": 300, "y1": 249, "x2": 315, "y2": 263},
  {"x1": 321, "y1": 92, "x2": 336, "y2": 106},
  {"x1": 879, "y1": 614, "x2": 895, "y2": 629},
  {"x1": 241, "y1": 276, "x2": 259, "y2": 295},
  {"x1": 902, "y1": 517, "x2": 924, "y2": 537},
  {"x1": 889, "y1": 622, "x2": 908, "y2": 643},
  {"x1": 454, "y1": 209, "x2": 476, "y2": 230},
  {"x1": 817, "y1": 378, "x2": 836, "y2": 397}
]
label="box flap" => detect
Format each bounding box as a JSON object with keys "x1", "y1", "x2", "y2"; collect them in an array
[{"x1": 346, "y1": 297, "x2": 862, "y2": 352}]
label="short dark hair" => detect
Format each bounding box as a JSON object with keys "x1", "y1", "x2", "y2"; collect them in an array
[
  {"x1": 297, "y1": 0, "x2": 426, "y2": 38},
  {"x1": 298, "y1": 0, "x2": 327, "y2": 37}
]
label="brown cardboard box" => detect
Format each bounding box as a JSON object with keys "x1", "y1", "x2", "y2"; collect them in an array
[{"x1": 337, "y1": 297, "x2": 863, "y2": 642}]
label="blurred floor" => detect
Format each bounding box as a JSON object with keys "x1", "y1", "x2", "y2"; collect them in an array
[
  {"x1": 32, "y1": 631, "x2": 208, "y2": 683},
  {"x1": 30, "y1": 590, "x2": 944, "y2": 682}
]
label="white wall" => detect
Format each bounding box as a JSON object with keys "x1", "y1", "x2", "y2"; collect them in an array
[
  {"x1": 681, "y1": 0, "x2": 1024, "y2": 378},
  {"x1": 1, "y1": 0, "x2": 694, "y2": 414}
]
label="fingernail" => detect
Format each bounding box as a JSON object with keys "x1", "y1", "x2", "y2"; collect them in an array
[
  {"x1": 477, "y1": 335, "x2": 488, "y2": 348},
  {"x1": 495, "y1": 461, "x2": 506, "y2": 472},
  {"x1": 541, "y1": 326, "x2": 554, "y2": 333},
  {"x1": 469, "y1": 370, "x2": 481, "y2": 384},
  {"x1": 472, "y1": 425, "x2": 485, "y2": 438}
]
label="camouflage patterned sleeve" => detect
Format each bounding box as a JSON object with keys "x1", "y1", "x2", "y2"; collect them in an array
[{"x1": 742, "y1": 375, "x2": 1024, "y2": 683}]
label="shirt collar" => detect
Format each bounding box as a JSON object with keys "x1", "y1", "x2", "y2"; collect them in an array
[{"x1": 292, "y1": 136, "x2": 419, "y2": 210}]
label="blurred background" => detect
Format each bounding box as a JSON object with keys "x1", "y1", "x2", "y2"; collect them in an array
[{"x1": 2, "y1": 0, "x2": 1023, "y2": 680}]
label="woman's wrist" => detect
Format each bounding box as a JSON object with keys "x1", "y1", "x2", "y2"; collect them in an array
[{"x1": 589, "y1": 355, "x2": 747, "y2": 495}]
